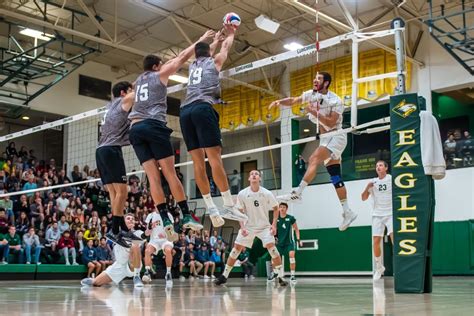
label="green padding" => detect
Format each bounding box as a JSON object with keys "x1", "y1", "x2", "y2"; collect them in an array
[
  {"x1": 36, "y1": 264, "x2": 87, "y2": 273},
  {"x1": 0, "y1": 264, "x2": 36, "y2": 273}
]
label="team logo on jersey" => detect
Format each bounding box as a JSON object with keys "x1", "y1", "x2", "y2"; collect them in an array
[
  {"x1": 392, "y1": 99, "x2": 417, "y2": 118},
  {"x1": 282, "y1": 223, "x2": 287, "y2": 229}
]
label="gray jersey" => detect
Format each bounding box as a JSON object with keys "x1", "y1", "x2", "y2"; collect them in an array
[
  {"x1": 182, "y1": 57, "x2": 220, "y2": 107},
  {"x1": 97, "y1": 97, "x2": 130, "y2": 148},
  {"x1": 129, "y1": 71, "x2": 167, "y2": 122}
]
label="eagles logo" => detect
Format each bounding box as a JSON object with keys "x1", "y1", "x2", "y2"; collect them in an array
[{"x1": 392, "y1": 99, "x2": 417, "y2": 118}]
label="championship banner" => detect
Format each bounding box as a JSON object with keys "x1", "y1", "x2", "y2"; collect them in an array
[{"x1": 390, "y1": 93, "x2": 435, "y2": 293}]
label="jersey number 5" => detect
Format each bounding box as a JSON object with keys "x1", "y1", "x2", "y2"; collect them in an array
[
  {"x1": 135, "y1": 83, "x2": 149, "y2": 102},
  {"x1": 189, "y1": 67, "x2": 203, "y2": 85}
]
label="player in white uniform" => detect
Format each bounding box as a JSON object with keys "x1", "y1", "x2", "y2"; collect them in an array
[
  {"x1": 269, "y1": 72, "x2": 357, "y2": 231},
  {"x1": 142, "y1": 211, "x2": 174, "y2": 287},
  {"x1": 214, "y1": 170, "x2": 287, "y2": 286},
  {"x1": 361, "y1": 160, "x2": 393, "y2": 280},
  {"x1": 80, "y1": 214, "x2": 145, "y2": 288}
]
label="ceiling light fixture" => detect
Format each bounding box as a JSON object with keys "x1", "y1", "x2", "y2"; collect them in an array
[
  {"x1": 284, "y1": 42, "x2": 304, "y2": 51},
  {"x1": 22, "y1": 116, "x2": 30, "y2": 120},
  {"x1": 303, "y1": 128, "x2": 310, "y2": 133},
  {"x1": 255, "y1": 15, "x2": 280, "y2": 34},
  {"x1": 19, "y1": 28, "x2": 53, "y2": 41},
  {"x1": 169, "y1": 74, "x2": 188, "y2": 84}
]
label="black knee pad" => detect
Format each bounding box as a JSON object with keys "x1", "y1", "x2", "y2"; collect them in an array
[{"x1": 326, "y1": 164, "x2": 345, "y2": 188}]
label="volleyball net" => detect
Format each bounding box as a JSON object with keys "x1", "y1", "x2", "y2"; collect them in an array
[{"x1": 0, "y1": 23, "x2": 412, "y2": 198}]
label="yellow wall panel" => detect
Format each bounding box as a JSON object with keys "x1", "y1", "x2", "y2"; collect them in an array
[
  {"x1": 221, "y1": 87, "x2": 241, "y2": 130},
  {"x1": 334, "y1": 56, "x2": 352, "y2": 106},
  {"x1": 290, "y1": 66, "x2": 313, "y2": 116},
  {"x1": 240, "y1": 85, "x2": 261, "y2": 126},
  {"x1": 359, "y1": 49, "x2": 385, "y2": 100},
  {"x1": 385, "y1": 51, "x2": 412, "y2": 95}
]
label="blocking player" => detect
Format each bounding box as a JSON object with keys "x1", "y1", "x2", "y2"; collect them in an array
[
  {"x1": 275, "y1": 202, "x2": 302, "y2": 285},
  {"x1": 128, "y1": 31, "x2": 215, "y2": 239},
  {"x1": 269, "y1": 72, "x2": 357, "y2": 231},
  {"x1": 361, "y1": 160, "x2": 393, "y2": 280},
  {"x1": 142, "y1": 210, "x2": 174, "y2": 287},
  {"x1": 80, "y1": 214, "x2": 145, "y2": 288},
  {"x1": 214, "y1": 170, "x2": 287, "y2": 286},
  {"x1": 96, "y1": 81, "x2": 142, "y2": 247},
  {"x1": 179, "y1": 24, "x2": 248, "y2": 227}
]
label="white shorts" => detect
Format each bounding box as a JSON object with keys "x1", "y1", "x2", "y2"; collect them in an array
[
  {"x1": 319, "y1": 133, "x2": 347, "y2": 165},
  {"x1": 104, "y1": 262, "x2": 134, "y2": 284},
  {"x1": 235, "y1": 227, "x2": 275, "y2": 248},
  {"x1": 148, "y1": 238, "x2": 173, "y2": 255},
  {"x1": 372, "y1": 215, "x2": 393, "y2": 236}
]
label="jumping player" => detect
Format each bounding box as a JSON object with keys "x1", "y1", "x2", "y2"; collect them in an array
[
  {"x1": 128, "y1": 31, "x2": 215, "y2": 239},
  {"x1": 96, "y1": 81, "x2": 142, "y2": 247},
  {"x1": 276, "y1": 202, "x2": 302, "y2": 285},
  {"x1": 214, "y1": 170, "x2": 287, "y2": 286},
  {"x1": 80, "y1": 213, "x2": 145, "y2": 288},
  {"x1": 361, "y1": 160, "x2": 393, "y2": 280},
  {"x1": 269, "y1": 72, "x2": 357, "y2": 231},
  {"x1": 142, "y1": 210, "x2": 174, "y2": 287},
  {"x1": 179, "y1": 24, "x2": 248, "y2": 227}
]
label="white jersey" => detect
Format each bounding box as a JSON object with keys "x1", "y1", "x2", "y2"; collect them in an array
[
  {"x1": 237, "y1": 186, "x2": 279, "y2": 231},
  {"x1": 301, "y1": 89, "x2": 344, "y2": 131},
  {"x1": 145, "y1": 212, "x2": 167, "y2": 241},
  {"x1": 369, "y1": 174, "x2": 392, "y2": 217},
  {"x1": 113, "y1": 230, "x2": 144, "y2": 265}
]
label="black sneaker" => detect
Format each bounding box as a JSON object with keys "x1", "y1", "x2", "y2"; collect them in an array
[
  {"x1": 278, "y1": 277, "x2": 288, "y2": 287},
  {"x1": 267, "y1": 272, "x2": 277, "y2": 283},
  {"x1": 106, "y1": 231, "x2": 131, "y2": 248},
  {"x1": 214, "y1": 275, "x2": 227, "y2": 286},
  {"x1": 121, "y1": 230, "x2": 143, "y2": 241}
]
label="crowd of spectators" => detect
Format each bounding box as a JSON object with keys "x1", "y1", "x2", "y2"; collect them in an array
[
  {"x1": 0, "y1": 142, "x2": 234, "y2": 279},
  {"x1": 443, "y1": 130, "x2": 473, "y2": 168}
]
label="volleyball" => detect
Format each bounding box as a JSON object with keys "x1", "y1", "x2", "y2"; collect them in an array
[{"x1": 223, "y1": 12, "x2": 241, "y2": 28}]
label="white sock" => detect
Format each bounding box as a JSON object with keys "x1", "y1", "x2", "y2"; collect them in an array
[
  {"x1": 295, "y1": 181, "x2": 308, "y2": 195},
  {"x1": 223, "y1": 264, "x2": 233, "y2": 278},
  {"x1": 145, "y1": 266, "x2": 151, "y2": 272},
  {"x1": 341, "y1": 199, "x2": 350, "y2": 213},
  {"x1": 134, "y1": 268, "x2": 140, "y2": 276},
  {"x1": 275, "y1": 265, "x2": 283, "y2": 278},
  {"x1": 291, "y1": 270, "x2": 295, "y2": 276},
  {"x1": 221, "y1": 190, "x2": 234, "y2": 206},
  {"x1": 166, "y1": 267, "x2": 171, "y2": 274},
  {"x1": 203, "y1": 194, "x2": 217, "y2": 209},
  {"x1": 375, "y1": 256, "x2": 382, "y2": 264}
]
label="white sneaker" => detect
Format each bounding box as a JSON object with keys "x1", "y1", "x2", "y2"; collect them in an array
[
  {"x1": 209, "y1": 207, "x2": 225, "y2": 227},
  {"x1": 134, "y1": 275, "x2": 144, "y2": 288},
  {"x1": 26, "y1": 262, "x2": 31, "y2": 264},
  {"x1": 73, "y1": 261, "x2": 79, "y2": 266},
  {"x1": 220, "y1": 205, "x2": 248, "y2": 222},
  {"x1": 80, "y1": 277, "x2": 94, "y2": 286},
  {"x1": 204, "y1": 275, "x2": 210, "y2": 280},
  {"x1": 211, "y1": 275, "x2": 216, "y2": 279},
  {"x1": 373, "y1": 265, "x2": 385, "y2": 280},
  {"x1": 165, "y1": 273, "x2": 173, "y2": 288},
  {"x1": 65, "y1": 261, "x2": 71, "y2": 266},
  {"x1": 277, "y1": 191, "x2": 302, "y2": 203},
  {"x1": 179, "y1": 275, "x2": 186, "y2": 281},
  {"x1": 36, "y1": 262, "x2": 42, "y2": 265},
  {"x1": 339, "y1": 210, "x2": 357, "y2": 231}
]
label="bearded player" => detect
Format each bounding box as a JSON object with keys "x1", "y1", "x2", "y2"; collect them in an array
[{"x1": 269, "y1": 72, "x2": 357, "y2": 231}]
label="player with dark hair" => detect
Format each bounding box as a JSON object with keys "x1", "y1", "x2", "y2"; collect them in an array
[
  {"x1": 269, "y1": 72, "x2": 357, "y2": 231},
  {"x1": 128, "y1": 30, "x2": 215, "y2": 240}
]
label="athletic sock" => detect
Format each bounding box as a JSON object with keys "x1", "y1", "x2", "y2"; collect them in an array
[
  {"x1": 145, "y1": 266, "x2": 151, "y2": 272},
  {"x1": 221, "y1": 190, "x2": 234, "y2": 206},
  {"x1": 340, "y1": 199, "x2": 350, "y2": 213},
  {"x1": 275, "y1": 265, "x2": 284, "y2": 278},
  {"x1": 134, "y1": 268, "x2": 140, "y2": 276},
  {"x1": 223, "y1": 264, "x2": 233, "y2": 278},
  {"x1": 291, "y1": 270, "x2": 295, "y2": 276},
  {"x1": 203, "y1": 194, "x2": 217, "y2": 209},
  {"x1": 156, "y1": 203, "x2": 169, "y2": 223},
  {"x1": 375, "y1": 256, "x2": 382, "y2": 265},
  {"x1": 112, "y1": 216, "x2": 121, "y2": 234},
  {"x1": 295, "y1": 181, "x2": 308, "y2": 195},
  {"x1": 166, "y1": 267, "x2": 171, "y2": 274},
  {"x1": 177, "y1": 200, "x2": 190, "y2": 216},
  {"x1": 119, "y1": 216, "x2": 129, "y2": 232}
]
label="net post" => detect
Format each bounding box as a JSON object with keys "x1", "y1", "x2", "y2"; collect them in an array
[
  {"x1": 350, "y1": 37, "x2": 359, "y2": 128},
  {"x1": 392, "y1": 18, "x2": 406, "y2": 95}
]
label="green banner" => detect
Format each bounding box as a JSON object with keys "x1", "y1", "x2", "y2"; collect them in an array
[{"x1": 390, "y1": 93, "x2": 435, "y2": 293}]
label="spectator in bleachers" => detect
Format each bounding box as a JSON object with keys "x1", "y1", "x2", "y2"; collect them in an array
[
  {"x1": 56, "y1": 190, "x2": 70, "y2": 213},
  {"x1": 4, "y1": 226, "x2": 24, "y2": 263},
  {"x1": 210, "y1": 230, "x2": 218, "y2": 248},
  {"x1": 83, "y1": 226, "x2": 100, "y2": 245},
  {"x1": 71, "y1": 165, "x2": 83, "y2": 183},
  {"x1": 23, "y1": 227, "x2": 42, "y2": 265},
  {"x1": 58, "y1": 230, "x2": 78, "y2": 265},
  {"x1": 0, "y1": 231, "x2": 9, "y2": 264},
  {"x1": 0, "y1": 208, "x2": 9, "y2": 234},
  {"x1": 15, "y1": 211, "x2": 30, "y2": 236},
  {"x1": 238, "y1": 248, "x2": 255, "y2": 279},
  {"x1": 45, "y1": 222, "x2": 61, "y2": 252},
  {"x1": 215, "y1": 236, "x2": 227, "y2": 261},
  {"x1": 58, "y1": 215, "x2": 70, "y2": 234},
  {"x1": 96, "y1": 237, "x2": 113, "y2": 271},
  {"x1": 22, "y1": 174, "x2": 37, "y2": 197},
  {"x1": 14, "y1": 194, "x2": 29, "y2": 219},
  {"x1": 459, "y1": 131, "x2": 473, "y2": 166},
  {"x1": 29, "y1": 197, "x2": 43, "y2": 227},
  {"x1": 182, "y1": 242, "x2": 203, "y2": 279},
  {"x1": 18, "y1": 146, "x2": 28, "y2": 160},
  {"x1": 211, "y1": 248, "x2": 224, "y2": 273},
  {"x1": 229, "y1": 169, "x2": 241, "y2": 195},
  {"x1": 197, "y1": 243, "x2": 215, "y2": 279},
  {"x1": 444, "y1": 133, "x2": 457, "y2": 168},
  {"x1": 82, "y1": 239, "x2": 101, "y2": 277},
  {"x1": 75, "y1": 230, "x2": 85, "y2": 258},
  {"x1": 6, "y1": 142, "x2": 18, "y2": 159}
]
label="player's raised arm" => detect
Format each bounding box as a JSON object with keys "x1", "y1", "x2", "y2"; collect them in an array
[
  {"x1": 160, "y1": 30, "x2": 215, "y2": 84},
  {"x1": 214, "y1": 24, "x2": 236, "y2": 71},
  {"x1": 210, "y1": 30, "x2": 225, "y2": 57}
]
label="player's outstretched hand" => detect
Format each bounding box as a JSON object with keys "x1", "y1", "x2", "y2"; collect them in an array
[
  {"x1": 215, "y1": 30, "x2": 226, "y2": 42},
  {"x1": 269, "y1": 100, "x2": 280, "y2": 109},
  {"x1": 200, "y1": 30, "x2": 215, "y2": 42},
  {"x1": 223, "y1": 23, "x2": 236, "y2": 34}
]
